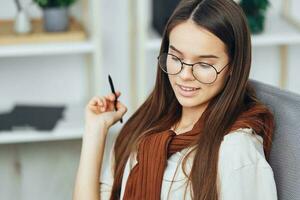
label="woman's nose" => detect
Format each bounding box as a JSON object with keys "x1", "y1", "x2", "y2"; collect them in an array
[{"x1": 178, "y1": 63, "x2": 195, "y2": 81}]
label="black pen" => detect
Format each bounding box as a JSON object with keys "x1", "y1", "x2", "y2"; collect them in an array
[{"x1": 108, "y1": 74, "x2": 123, "y2": 123}]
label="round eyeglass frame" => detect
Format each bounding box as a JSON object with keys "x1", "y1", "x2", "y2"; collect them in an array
[{"x1": 157, "y1": 53, "x2": 229, "y2": 84}]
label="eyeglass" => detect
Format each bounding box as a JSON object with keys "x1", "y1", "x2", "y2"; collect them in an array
[{"x1": 157, "y1": 53, "x2": 229, "y2": 84}]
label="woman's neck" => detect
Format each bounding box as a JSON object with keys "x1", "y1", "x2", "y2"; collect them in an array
[{"x1": 172, "y1": 102, "x2": 208, "y2": 134}]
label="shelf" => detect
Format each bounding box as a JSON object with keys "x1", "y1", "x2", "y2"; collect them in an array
[
  {"x1": 0, "y1": 41, "x2": 94, "y2": 57},
  {"x1": 0, "y1": 104, "x2": 121, "y2": 144},
  {"x1": 0, "y1": 17, "x2": 87, "y2": 45},
  {"x1": 146, "y1": 14, "x2": 300, "y2": 51},
  {"x1": 0, "y1": 17, "x2": 94, "y2": 57},
  {"x1": 0, "y1": 127, "x2": 84, "y2": 144}
]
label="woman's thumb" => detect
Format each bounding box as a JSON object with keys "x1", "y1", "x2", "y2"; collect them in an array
[{"x1": 115, "y1": 101, "x2": 127, "y2": 116}]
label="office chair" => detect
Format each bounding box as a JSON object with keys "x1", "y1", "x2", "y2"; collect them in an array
[{"x1": 249, "y1": 79, "x2": 300, "y2": 200}]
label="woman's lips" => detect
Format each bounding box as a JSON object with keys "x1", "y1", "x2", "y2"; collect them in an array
[{"x1": 176, "y1": 84, "x2": 201, "y2": 97}]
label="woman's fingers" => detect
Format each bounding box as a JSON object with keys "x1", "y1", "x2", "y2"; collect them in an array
[
  {"x1": 88, "y1": 97, "x2": 100, "y2": 108},
  {"x1": 89, "y1": 91, "x2": 120, "y2": 106},
  {"x1": 105, "y1": 91, "x2": 121, "y2": 102},
  {"x1": 112, "y1": 100, "x2": 127, "y2": 120},
  {"x1": 87, "y1": 91, "x2": 122, "y2": 113},
  {"x1": 88, "y1": 96, "x2": 104, "y2": 112},
  {"x1": 116, "y1": 100, "x2": 127, "y2": 113},
  {"x1": 104, "y1": 91, "x2": 121, "y2": 110}
]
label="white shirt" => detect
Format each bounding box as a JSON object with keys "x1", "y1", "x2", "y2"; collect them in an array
[{"x1": 100, "y1": 128, "x2": 277, "y2": 200}]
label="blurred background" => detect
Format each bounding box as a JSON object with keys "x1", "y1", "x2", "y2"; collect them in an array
[{"x1": 0, "y1": 0, "x2": 299, "y2": 199}]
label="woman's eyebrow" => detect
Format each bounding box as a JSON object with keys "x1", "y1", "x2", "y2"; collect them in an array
[
  {"x1": 198, "y1": 54, "x2": 219, "y2": 59},
  {"x1": 169, "y1": 44, "x2": 219, "y2": 59},
  {"x1": 169, "y1": 45, "x2": 183, "y2": 55}
]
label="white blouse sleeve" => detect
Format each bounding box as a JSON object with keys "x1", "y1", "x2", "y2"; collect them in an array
[
  {"x1": 218, "y1": 128, "x2": 277, "y2": 200},
  {"x1": 220, "y1": 160, "x2": 277, "y2": 200},
  {"x1": 99, "y1": 143, "x2": 115, "y2": 199}
]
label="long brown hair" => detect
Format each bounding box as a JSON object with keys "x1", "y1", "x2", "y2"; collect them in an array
[{"x1": 110, "y1": 0, "x2": 274, "y2": 199}]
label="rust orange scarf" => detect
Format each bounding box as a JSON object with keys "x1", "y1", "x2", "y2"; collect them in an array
[
  {"x1": 121, "y1": 103, "x2": 272, "y2": 200},
  {"x1": 122, "y1": 117, "x2": 203, "y2": 199}
]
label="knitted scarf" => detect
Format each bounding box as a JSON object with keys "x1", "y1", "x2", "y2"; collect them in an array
[
  {"x1": 121, "y1": 103, "x2": 270, "y2": 199},
  {"x1": 122, "y1": 116, "x2": 203, "y2": 199}
]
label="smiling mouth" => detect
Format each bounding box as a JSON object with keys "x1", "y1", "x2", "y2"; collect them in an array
[{"x1": 177, "y1": 84, "x2": 201, "y2": 91}]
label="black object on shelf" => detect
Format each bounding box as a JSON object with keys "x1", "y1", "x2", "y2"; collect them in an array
[
  {"x1": 0, "y1": 104, "x2": 65, "y2": 131},
  {"x1": 152, "y1": 0, "x2": 181, "y2": 36},
  {"x1": 0, "y1": 113, "x2": 13, "y2": 130}
]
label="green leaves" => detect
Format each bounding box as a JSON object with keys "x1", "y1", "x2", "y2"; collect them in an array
[
  {"x1": 239, "y1": 0, "x2": 270, "y2": 34},
  {"x1": 33, "y1": 0, "x2": 77, "y2": 8},
  {"x1": 57, "y1": 0, "x2": 77, "y2": 7},
  {"x1": 240, "y1": 0, "x2": 270, "y2": 14},
  {"x1": 246, "y1": 13, "x2": 266, "y2": 34},
  {"x1": 34, "y1": 0, "x2": 48, "y2": 7}
]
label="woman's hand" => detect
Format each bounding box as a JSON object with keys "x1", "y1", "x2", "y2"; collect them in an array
[
  {"x1": 74, "y1": 92, "x2": 127, "y2": 200},
  {"x1": 84, "y1": 91, "x2": 127, "y2": 135}
]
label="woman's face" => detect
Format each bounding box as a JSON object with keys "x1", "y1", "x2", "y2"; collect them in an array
[{"x1": 167, "y1": 20, "x2": 231, "y2": 109}]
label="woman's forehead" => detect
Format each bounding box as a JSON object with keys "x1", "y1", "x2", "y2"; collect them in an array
[{"x1": 169, "y1": 20, "x2": 227, "y2": 59}]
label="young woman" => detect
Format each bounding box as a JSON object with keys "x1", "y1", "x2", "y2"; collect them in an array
[{"x1": 73, "y1": 0, "x2": 277, "y2": 199}]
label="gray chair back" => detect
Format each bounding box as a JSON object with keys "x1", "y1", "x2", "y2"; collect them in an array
[{"x1": 249, "y1": 79, "x2": 300, "y2": 200}]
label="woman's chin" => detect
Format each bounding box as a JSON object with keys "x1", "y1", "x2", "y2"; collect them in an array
[
  {"x1": 177, "y1": 97, "x2": 201, "y2": 108},
  {"x1": 175, "y1": 94, "x2": 209, "y2": 109}
]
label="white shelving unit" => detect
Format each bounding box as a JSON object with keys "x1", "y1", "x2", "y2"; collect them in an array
[
  {"x1": 0, "y1": 41, "x2": 94, "y2": 57},
  {"x1": 134, "y1": 0, "x2": 300, "y2": 106},
  {"x1": 0, "y1": 0, "x2": 103, "y2": 144}
]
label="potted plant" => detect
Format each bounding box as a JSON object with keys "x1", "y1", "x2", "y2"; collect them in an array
[
  {"x1": 238, "y1": 0, "x2": 270, "y2": 34},
  {"x1": 33, "y1": 0, "x2": 77, "y2": 32}
]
